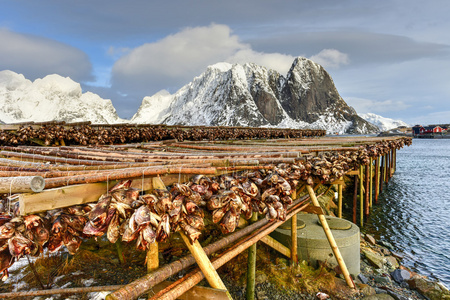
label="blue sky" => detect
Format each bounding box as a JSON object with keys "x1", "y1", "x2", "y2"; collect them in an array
[{"x1": 1, "y1": 0, "x2": 450, "y2": 124}]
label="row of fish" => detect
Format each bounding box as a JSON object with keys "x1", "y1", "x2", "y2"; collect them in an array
[{"x1": 0, "y1": 138, "x2": 412, "y2": 281}]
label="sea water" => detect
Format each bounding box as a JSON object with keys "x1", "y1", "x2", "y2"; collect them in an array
[{"x1": 362, "y1": 138, "x2": 450, "y2": 287}]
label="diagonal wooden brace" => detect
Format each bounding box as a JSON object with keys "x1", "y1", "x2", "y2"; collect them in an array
[{"x1": 306, "y1": 185, "x2": 355, "y2": 289}]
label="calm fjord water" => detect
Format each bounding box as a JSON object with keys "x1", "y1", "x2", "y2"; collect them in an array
[{"x1": 362, "y1": 138, "x2": 450, "y2": 287}]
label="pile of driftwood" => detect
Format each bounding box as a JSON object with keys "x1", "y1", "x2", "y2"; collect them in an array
[{"x1": 0, "y1": 124, "x2": 326, "y2": 146}]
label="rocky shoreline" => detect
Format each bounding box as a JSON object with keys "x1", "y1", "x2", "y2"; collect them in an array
[{"x1": 220, "y1": 232, "x2": 450, "y2": 300}]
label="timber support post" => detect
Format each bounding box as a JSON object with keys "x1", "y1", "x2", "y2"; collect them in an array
[
  {"x1": 306, "y1": 185, "x2": 355, "y2": 289},
  {"x1": 290, "y1": 189, "x2": 298, "y2": 265},
  {"x1": 179, "y1": 232, "x2": 230, "y2": 296},
  {"x1": 369, "y1": 158, "x2": 373, "y2": 208},
  {"x1": 246, "y1": 212, "x2": 258, "y2": 300},
  {"x1": 353, "y1": 174, "x2": 358, "y2": 224},
  {"x1": 359, "y1": 165, "x2": 364, "y2": 226},
  {"x1": 375, "y1": 157, "x2": 379, "y2": 204},
  {"x1": 364, "y1": 163, "x2": 370, "y2": 216},
  {"x1": 338, "y1": 178, "x2": 343, "y2": 218}
]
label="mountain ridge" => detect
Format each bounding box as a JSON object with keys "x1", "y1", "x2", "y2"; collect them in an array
[
  {"x1": 132, "y1": 57, "x2": 379, "y2": 134},
  {"x1": 1, "y1": 58, "x2": 398, "y2": 134}
]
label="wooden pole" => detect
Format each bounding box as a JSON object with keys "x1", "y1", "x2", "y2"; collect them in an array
[
  {"x1": 359, "y1": 165, "x2": 364, "y2": 226},
  {"x1": 369, "y1": 158, "x2": 373, "y2": 208},
  {"x1": 179, "y1": 232, "x2": 229, "y2": 294},
  {"x1": 306, "y1": 185, "x2": 355, "y2": 289},
  {"x1": 384, "y1": 154, "x2": 388, "y2": 184},
  {"x1": 380, "y1": 155, "x2": 384, "y2": 194},
  {"x1": 374, "y1": 157, "x2": 379, "y2": 204},
  {"x1": 364, "y1": 163, "x2": 370, "y2": 216},
  {"x1": 107, "y1": 196, "x2": 311, "y2": 300},
  {"x1": 116, "y1": 241, "x2": 125, "y2": 264},
  {"x1": 147, "y1": 199, "x2": 314, "y2": 300},
  {"x1": 353, "y1": 175, "x2": 358, "y2": 224},
  {"x1": 259, "y1": 235, "x2": 291, "y2": 258},
  {"x1": 0, "y1": 176, "x2": 45, "y2": 193},
  {"x1": 246, "y1": 212, "x2": 258, "y2": 300},
  {"x1": 290, "y1": 189, "x2": 298, "y2": 265},
  {"x1": 338, "y1": 179, "x2": 343, "y2": 218}
]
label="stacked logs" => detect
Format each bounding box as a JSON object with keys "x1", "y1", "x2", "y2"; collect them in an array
[{"x1": 0, "y1": 125, "x2": 325, "y2": 146}]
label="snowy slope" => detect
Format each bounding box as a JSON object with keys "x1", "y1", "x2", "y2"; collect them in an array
[
  {"x1": 132, "y1": 58, "x2": 378, "y2": 134},
  {"x1": 359, "y1": 113, "x2": 408, "y2": 131},
  {"x1": 0, "y1": 70, "x2": 125, "y2": 124}
]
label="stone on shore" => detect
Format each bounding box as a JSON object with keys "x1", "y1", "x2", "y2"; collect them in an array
[
  {"x1": 362, "y1": 294, "x2": 395, "y2": 300},
  {"x1": 362, "y1": 249, "x2": 385, "y2": 269},
  {"x1": 365, "y1": 234, "x2": 377, "y2": 246},
  {"x1": 385, "y1": 256, "x2": 399, "y2": 270},
  {"x1": 391, "y1": 269, "x2": 410, "y2": 284},
  {"x1": 407, "y1": 275, "x2": 450, "y2": 300}
]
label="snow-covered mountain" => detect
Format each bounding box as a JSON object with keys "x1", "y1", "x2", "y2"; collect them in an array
[
  {"x1": 359, "y1": 113, "x2": 408, "y2": 132},
  {"x1": 131, "y1": 57, "x2": 378, "y2": 134},
  {"x1": 0, "y1": 70, "x2": 125, "y2": 124}
]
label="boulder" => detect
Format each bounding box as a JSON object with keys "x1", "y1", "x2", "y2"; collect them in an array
[
  {"x1": 407, "y1": 276, "x2": 450, "y2": 300},
  {"x1": 362, "y1": 249, "x2": 385, "y2": 269},
  {"x1": 362, "y1": 294, "x2": 395, "y2": 300},
  {"x1": 385, "y1": 256, "x2": 399, "y2": 270},
  {"x1": 391, "y1": 269, "x2": 410, "y2": 284},
  {"x1": 365, "y1": 234, "x2": 377, "y2": 245}
]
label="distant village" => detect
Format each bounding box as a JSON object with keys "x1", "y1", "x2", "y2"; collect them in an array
[{"x1": 382, "y1": 124, "x2": 449, "y2": 138}]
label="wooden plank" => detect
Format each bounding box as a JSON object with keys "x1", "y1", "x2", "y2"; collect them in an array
[
  {"x1": 150, "y1": 281, "x2": 229, "y2": 300},
  {"x1": 19, "y1": 181, "x2": 113, "y2": 215},
  {"x1": 17, "y1": 174, "x2": 192, "y2": 215},
  {"x1": 260, "y1": 235, "x2": 291, "y2": 258},
  {"x1": 302, "y1": 204, "x2": 324, "y2": 215}
]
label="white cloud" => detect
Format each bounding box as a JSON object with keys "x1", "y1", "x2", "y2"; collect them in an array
[
  {"x1": 345, "y1": 97, "x2": 411, "y2": 114},
  {"x1": 0, "y1": 28, "x2": 93, "y2": 82},
  {"x1": 111, "y1": 24, "x2": 295, "y2": 97},
  {"x1": 309, "y1": 49, "x2": 349, "y2": 69}
]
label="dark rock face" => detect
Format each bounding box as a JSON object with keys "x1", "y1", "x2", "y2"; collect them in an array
[{"x1": 140, "y1": 57, "x2": 379, "y2": 133}]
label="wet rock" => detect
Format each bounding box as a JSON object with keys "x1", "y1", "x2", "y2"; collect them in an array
[
  {"x1": 374, "y1": 275, "x2": 392, "y2": 285},
  {"x1": 358, "y1": 273, "x2": 370, "y2": 285},
  {"x1": 379, "y1": 241, "x2": 394, "y2": 250},
  {"x1": 358, "y1": 283, "x2": 376, "y2": 296},
  {"x1": 391, "y1": 269, "x2": 411, "y2": 284},
  {"x1": 363, "y1": 249, "x2": 385, "y2": 269},
  {"x1": 365, "y1": 234, "x2": 377, "y2": 245},
  {"x1": 386, "y1": 290, "x2": 409, "y2": 300},
  {"x1": 407, "y1": 276, "x2": 450, "y2": 300},
  {"x1": 390, "y1": 251, "x2": 404, "y2": 260},
  {"x1": 362, "y1": 294, "x2": 395, "y2": 300},
  {"x1": 385, "y1": 256, "x2": 399, "y2": 270}
]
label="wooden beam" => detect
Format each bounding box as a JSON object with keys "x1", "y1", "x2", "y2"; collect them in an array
[
  {"x1": 338, "y1": 179, "x2": 343, "y2": 218},
  {"x1": 179, "y1": 232, "x2": 229, "y2": 295},
  {"x1": 0, "y1": 176, "x2": 45, "y2": 193},
  {"x1": 306, "y1": 185, "x2": 355, "y2": 289},
  {"x1": 364, "y1": 163, "x2": 370, "y2": 216},
  {"x1": 150, "y1": 281, "x2": 229, "y2": 300},
  {"x1": 359, "y1": 165, "x2": 364, "y2": 226},
  {"x1": 369, "y1": 158, "x2": 373, "y2": 208},
  {"x1": 18, "y1": 174, "x2": 191, "y2": 215},
  {"x1": 246, "y1": 212, "x2": 258, "y2": 300},
  {"x1": 260, "y1": 235, "x2": 291, "y2": 258},
  {"x1": 290, "y1": 189, "x2": 298, "y2": 265},
  {"x1": 19, "y1": 181, "x2": 114, "y2": 215}
]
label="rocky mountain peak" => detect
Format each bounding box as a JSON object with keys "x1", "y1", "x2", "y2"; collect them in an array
[{"x1": 132, "y1": 57, "x2": 378, "y2": 134}]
